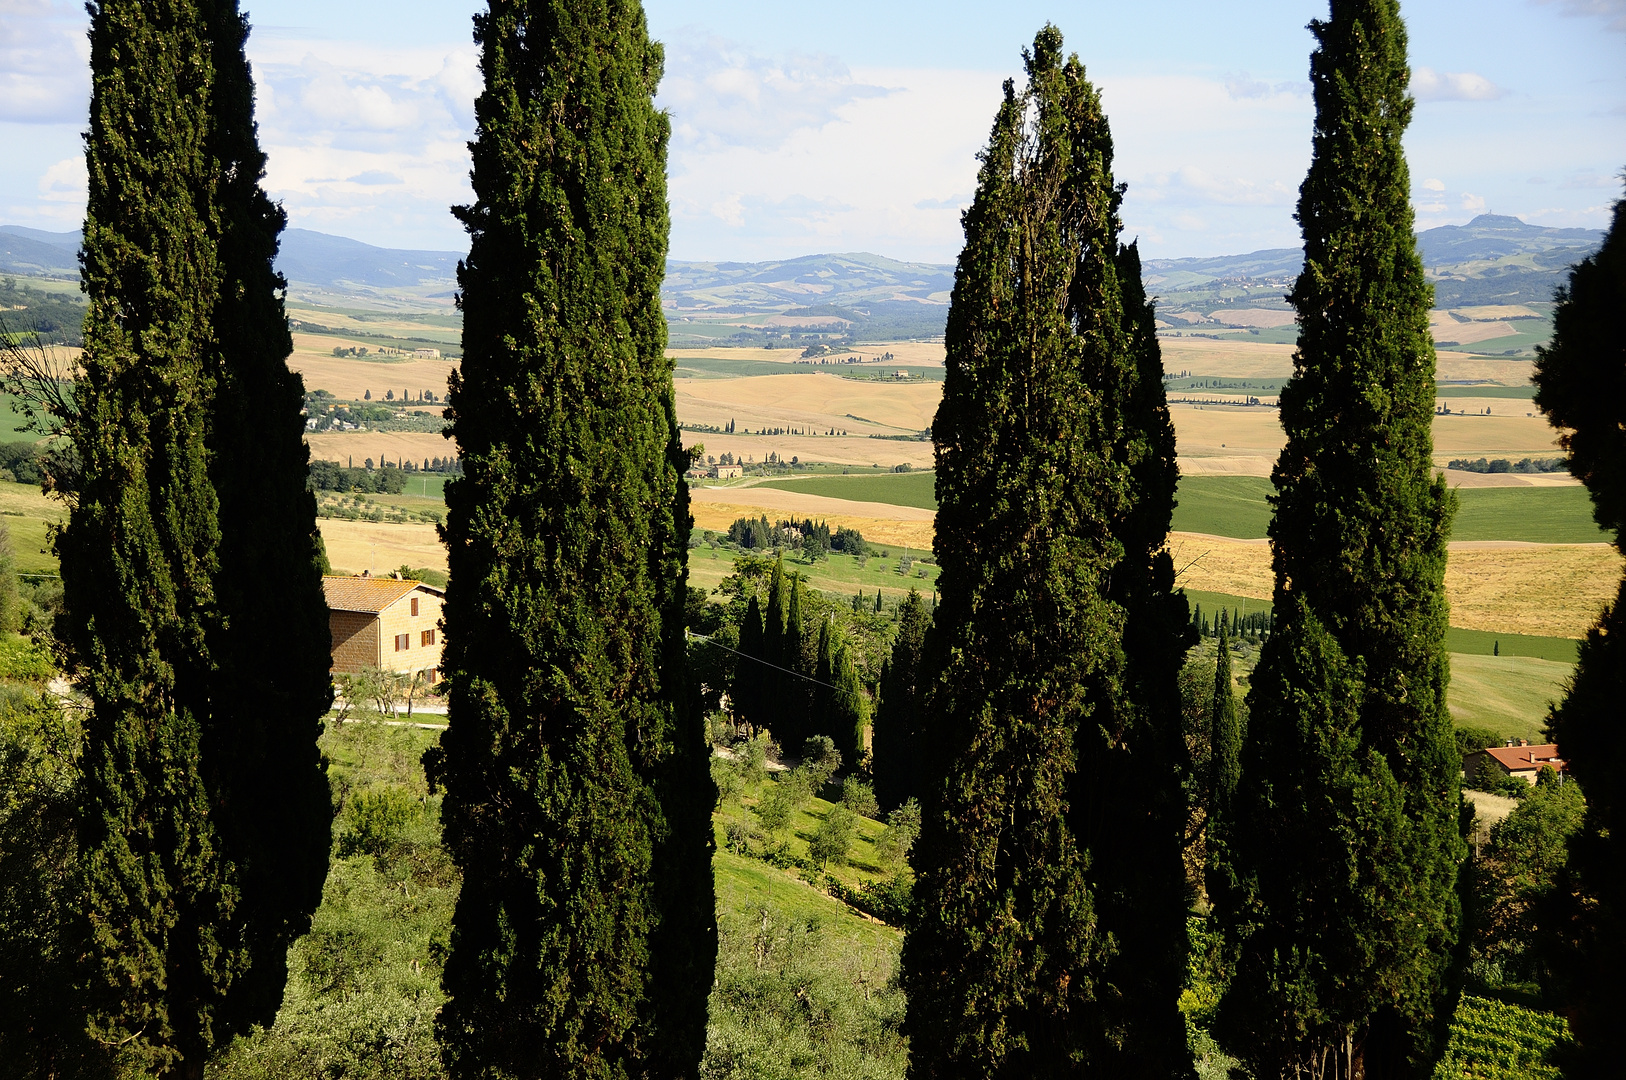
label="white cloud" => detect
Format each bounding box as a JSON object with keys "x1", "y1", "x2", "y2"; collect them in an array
[
  {"x1": 1421, "y1": 177, "x2": 1446, "y2": 191},
  {"x1": 38, "y1": 154, "x2": 83, "y2": 203},
  {"x1": 1534, "y1": 0, "x2": 1626, "y2": 32},
  {"x1": 1460, "y1": 192, "x2": 1488, "y2": 211},
  {"x1": 1412, "y1": 67, "x2": 1506, "y2": 102},
  {"x1": 0, "y1": 0, "x2": 89, "y2": 123},
  {"x1": 659, "y1": 34, "x2": 891, "y2": 153}
]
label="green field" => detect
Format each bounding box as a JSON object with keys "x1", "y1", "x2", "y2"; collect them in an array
[
  {"x1": 1172, "y1": 475, "x2": 1604, "y2": 544},
  {"x1": 1453, "y1": 487, "x2": 1606, "y2": 544},
  {"x1": 1434, "y1": 384, "x2": 1537, "y2": 399},
  {"x1": 756, "y1": 470, "x2": 938, "y2": 509},
  {"x1": 1447, "y1": 653, "x2": 1570, "y2": 741},
  {"x1": 1444, "y1": 626, "x2": 1578, "y2": 663}
]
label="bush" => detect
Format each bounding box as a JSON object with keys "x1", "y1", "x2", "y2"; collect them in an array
[
  {"x1": 808, "y1": 805, "x2": 857, "y2": 869},
  {"x1": 841, "y1": 776, "x2": 879, "y2": 819},
  {"x1": 1432, "y1": 994, "x2": 1571, "y2": 1080},
  {"x1": 340, "y1": 786, "x2": 420, "y2": 858},
  {"x1": 798, "y1": 735, "x2": 841, "y2": 791},
  {"x1": 874, "y1": 799, "x2": 922, "y2": 870}
]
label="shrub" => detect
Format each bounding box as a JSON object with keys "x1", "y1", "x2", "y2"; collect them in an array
[
  {"x1": 808, "y1": 806, "x2": 857, "y2": 869},
  {"x1": 340, "y1": 787, "x2": 420, "y2": 858},
  {"x1": 841, "y1": 776, "x2": 879, "y2": 819}
]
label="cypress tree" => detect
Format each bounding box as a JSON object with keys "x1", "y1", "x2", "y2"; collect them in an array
[
  {"x1": 1214, "y1": 3, "x2": 1462, "y2": 1076},
  {"x1": 201, "y1": 0, "x2": 333, "y2": 1032},
  {"x1": 65, "y1": 0, "x2": 233, "y2": 1068},
  {"x1": 1081, "y1": 235, "x2": 1198, "y2": 1075},
  {"x1": 1531, "y1": 190, "x2": 1626, "y2": 1068},
  {"x1": 811, "y1": 617, "x2": 835, "y2": 748},
  {"x1": 735, "y1": 593, "x2": 765, "y2": 732},
  {"x1": 1205, "y1": 632, "x2": 1242, "y2": 903},
  {"x1": 902, "y1": 27, "x2": 1179, "y2": 1074},
  {"x1": 873, "y1": 589, "x2": 932, "y2": 812},
  {"x1": 763, "y1": 555, "x2": 789, "y2": 745},
  {"x1": 426, "y1": 1, "x2": 714, "y2": 1074},
  {"x1": 784, "y1": 573, "x2": 810, "y2": 751},
  {"x1": 829, "y1": 644, "x2": 869, "y2": 775}
]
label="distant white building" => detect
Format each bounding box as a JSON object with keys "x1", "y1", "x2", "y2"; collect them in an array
[
  {"x1": 709, "y1": 463, "x2": 743, "y2": 479},
  {"x1": 413, "y1": 348, "x2": 441, "y2": 359}
]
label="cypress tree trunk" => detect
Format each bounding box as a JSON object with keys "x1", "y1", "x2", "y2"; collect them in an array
[
  {"x1": 66, "y1": 1, "x2": 233, "y2": 1070},
  {"x1": 426, "y1": 2, "x2": 713, "y2": 1074},
  {"x1": 1215, "y1": 3, "x2": 1462, "y2": 1076},
  {"x1": 1531, "y1": 191, "x2": 1626, "y2": 1069},
  {"x1": 201, "y1": 0, "x2": 333, "y2": 1033},
  {"x1": 873, "y1": 589, "x2": 932, "y2": 812},
  {"x1": 902, "y1": 27, "x2": 1176, "y2": 1075}
]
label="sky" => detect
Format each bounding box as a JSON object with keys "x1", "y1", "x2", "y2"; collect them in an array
[{"x1": 0, "y1": 0, "x2": 1621, "y2": 262}]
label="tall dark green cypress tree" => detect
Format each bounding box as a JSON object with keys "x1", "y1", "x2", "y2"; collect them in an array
[
  {"x1": 1214, "y1": 3, "x2": 1462, "y2": 1076},
  {"x1": 735, "y1": 594, "x2": 765, "y2": 731},
  {"x1": 426, "y1": 2, "x2": 713, "y2": 1074},
  {"x1": 1204, "y1": 632, "x2": 1241, "y2": 904},
  {"x1": 200, "y1": 0, "x2": 333, "y2": 1033},
  {"x1": 1078, "y1": 238, "x2": 1198, "y2": 1078},
  {"x1": 66, "y1": 1, "x2": 234, "y2": 1070},
  {"x1": 1531, "y1": 190, "x2": 1626, "y2": 1068},
  {"x1": 829, "y1": 644, "x2": 869, "y2": 773},
  {"x1": 873, "y1": 589, "x2": 932, "y2": 812},
  {"x1": 902, "y1": 27, "x2": 1182, "y2": 1075}
]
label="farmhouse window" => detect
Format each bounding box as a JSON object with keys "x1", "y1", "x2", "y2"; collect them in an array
[
  {"x1": 421, "y1": 629, "x2": 436, "y2": 646},
  {"x1": 411, "y1": 597, "x2": 419, "y2": 616},
  {"x1": 395, "y1": 633, "x2": 410, "y2": 652}
]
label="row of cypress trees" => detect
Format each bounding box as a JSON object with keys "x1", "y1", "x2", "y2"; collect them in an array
[
  {"x1": 731, "y1": 556, "x2": 868, "y2": 766},
  {"x1": 8, "y1": 0, "x2": 337, "y2": 1074},
  {"x1": 900, "y1": 3, "x2": 1468, "y2": 1077}
]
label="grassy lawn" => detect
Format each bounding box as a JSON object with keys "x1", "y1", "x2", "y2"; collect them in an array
[
  {"x1": 1446, "y1": 653, "x2": 1571, "y2": 742},
  {"x1": 714, "y1": 776, "x2": 895, "y2": 895},
  {"x1": 1172, "y1": 475, "x2": 1605, "y2": 544},
  {"x1": 1453, "y1": 487, "x2": 1606, "y2": 544},
  {"x1": 1173, "y1": 476, "x2": 1274, "y2": 538},
  {"x1": 755, "y1": 469, "x2": 938, "y2": 510}
]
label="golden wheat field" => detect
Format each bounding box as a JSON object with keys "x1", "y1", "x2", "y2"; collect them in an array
[
  {"x1": 286, "y1": 333, "x2": 457, "y2": 400},
  {"x1": 318, "y1": 518, "x2": 444, "y2": 577},
  {"x1": 305, "y1": 431, "x2": 452, "y2": 469},
  {"x1": 668, "y1": 341, "x2": 946, "y2": 366},
  {"x1": 1169, "y1": 531, "x2": 1619, "y2": 639}
]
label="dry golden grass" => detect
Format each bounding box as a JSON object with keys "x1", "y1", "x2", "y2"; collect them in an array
[
  {"x1": 667, "y1": 342, "x2": 945, "y2": 366},
  {"x1": 286, "y1": 333, "x2": 457, "y2": 400},
  {"x1": 682, "y1": 433, "x2": 929, "y2": 470},
  {"x1": 1446, "y1": 544, "x2": 1621, "y2": 637},
  {"x1": 676, "y1": 372, "x2": 938, "y2": 434},
  {"x1": 318, "y1": 518, "x2": 445, "y2": 577},
  {"x1": 1431, "y1": 412, "x2": 1562, "y2": 458},
  {"x1": 1451, "y1": 305, "x2": 1541, "y2": 321},
  {"x1": 1160, "y1": 337, "x2": 1298, "y2": 378},
  {"x1": 1434, "y1": 352, "x2": 1535, "y2": 384},
  {"x1": 305, "y1": 432, "x2": 452, "y2": 468},
  {"x1": 1443, "y1": 469, "x2": 1579, "y2": 489},
  {"x1": 1170, "y1": 402, "x2": 1562, "y2": 477},
  {"x1": 1429, "y1": 311, "x2": 1517, "y2": 346},
  {"x1": 1208, "y1": 308, "x2": 1297, "y2": 328},
  {"x1": 689, "y1": 490, "x2": 934, "y2": 550},
  {"x1": 1167, "y1": 531, "x2": 1621, "y2": 639}
]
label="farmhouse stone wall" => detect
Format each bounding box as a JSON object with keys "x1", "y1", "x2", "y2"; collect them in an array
[
  {"x1": 377, "y1": 586, "x2": 445, "y2": 676},
  {"x1": 330, "y1": 611, "x2": 380, "y2": 672}
]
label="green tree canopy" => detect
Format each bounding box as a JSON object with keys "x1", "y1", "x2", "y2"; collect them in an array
[
  {"x1": 902, "y1": 26, "x2": 1188, "y2": 1075},
  {"x1": 1531, "y1": 188, "x2": 1626, "y2": 1067},
  {"x1": 425, "y1": 1, "x2": 713, "y2": 1074},
  {"x1": 1214, "y1": 3, "x2": 1463, "y2": 1076}
]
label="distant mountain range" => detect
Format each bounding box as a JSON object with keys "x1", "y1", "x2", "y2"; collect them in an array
[{"x1": 3, "y1": 213, "x2": 1604, "y2": 338}]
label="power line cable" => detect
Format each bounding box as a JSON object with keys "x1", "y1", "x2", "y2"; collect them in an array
[{"x1": 685, "y1": 629, "x2": 845, "y2": 692}]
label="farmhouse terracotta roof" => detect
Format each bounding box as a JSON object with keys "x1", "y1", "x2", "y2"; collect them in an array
[
  {"x1": 322, "y1": 575, "x2": 441, "y2": 614},
  {"x1": 1482, "y1": 744, "x2": 1565, "y2": 773}
]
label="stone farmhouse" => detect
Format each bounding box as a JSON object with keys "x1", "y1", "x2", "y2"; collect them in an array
[
  {"x1": 323, "y1": 574, "x2": 445, "y2": 683},
  {"x1": 1463, "y1": 739, "x2": 1568, "y2": 785}
]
